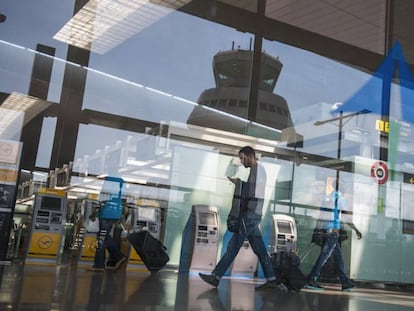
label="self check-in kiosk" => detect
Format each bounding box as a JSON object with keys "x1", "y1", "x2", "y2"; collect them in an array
[
  {"x1": 179, "y1": 205, "x2": 219, "y2": 274},
  {"x1": 130, "y1": 200, "x2": 161, "y2": 239},
  {"x1": 126, "y1": 199, "x2": 162, "y2": 271},
  {"x1": 269, "y1": 214, "x2": 298, "y2": 279},
  {"x1": 271, "y1": 214, "x2": 297, "y2": 253},
  {"x1": 26, "y1": 188, "x2": 67, "y2": 265}
]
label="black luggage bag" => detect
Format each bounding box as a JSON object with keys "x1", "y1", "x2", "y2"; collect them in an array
[
  {"x1": 272, "y1": 251, "x2": 307, "y2": 292},
  {"x1": 127, "y1": 230, "x2": 169, "y2": 272}
]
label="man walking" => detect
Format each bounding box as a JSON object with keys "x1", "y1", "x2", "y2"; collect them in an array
[
  {"x1": 307, "y1": 179, "x2": 362, "y2": 290},
  {"x1": 199, "y1": 146, "x2": 286, "y2": 291},
  {"x1": 88, "y1": 176, "x2": 127, "y2": 272}
]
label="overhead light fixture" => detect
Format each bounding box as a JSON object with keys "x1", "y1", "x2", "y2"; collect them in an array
[
  {"x1": 0, "y1": 92, "x2": 51, "y2": 139},
  {"x1": 0, "y1": 108, "x2": 23, "y2": 139},
  {"x1": 1, "y1": 92, "x2": 51, "y2": 121},
  {"x1": 53, "y1": 0, "x2": 191, "y2": 54}
]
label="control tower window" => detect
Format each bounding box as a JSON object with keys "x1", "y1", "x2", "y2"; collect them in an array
[
  {"x1": 269, "y1": 104, "x2": 275, "y2": 112},
  {"x1": 219, "y1": 73, "x2": 228, "y2": 80},
  {"x1": 264, "y1": 78, "x2": 275, "y2": 87},
  {"x1": 219, "y1": 99, "x2": 227, "y2": 108},
  {"x1": 259, "y1": 102, "x2": 267, "y2": 111},
  {"x1": 211, "y1": 99, "x2": 218, "y2": 108}
]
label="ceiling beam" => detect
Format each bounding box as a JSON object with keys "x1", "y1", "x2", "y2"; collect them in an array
[{"x1": 181, "y1": 0, "x2": 412, "y2": 74}]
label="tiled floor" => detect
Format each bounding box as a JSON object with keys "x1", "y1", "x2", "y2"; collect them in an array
[{"x1": 1, "y1": 260, "x2": 414, "y2": 310}]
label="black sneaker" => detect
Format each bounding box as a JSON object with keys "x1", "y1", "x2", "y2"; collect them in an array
[
  {"x1": 256, "y1": 280, "x2": 288, "y2": 293},
  {"x1": 87, "y1": 267, "x2": 105, "y2": 272},
  {"x1": 342, "y1": 280, "x2": 356, "y2": 291},
  {"x1": 106, "y1": 256, "x2": 126, "y2": 271},
  {"x1": 106, "y1": 259, "x2": 116, "y2": 268},
  {"x1": 199, "y1": 273, "x2": 220, "y2": 287},
  {"x1": 306, "y1": 279, "x2": 324, "y2": 290}
]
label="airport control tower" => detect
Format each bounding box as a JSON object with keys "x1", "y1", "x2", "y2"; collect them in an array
[{"x1": 187, "y1": 43, "x2": 294, "y2": 139}]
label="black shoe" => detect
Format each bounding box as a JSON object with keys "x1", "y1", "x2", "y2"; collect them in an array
[
  {"x1": 306, "y1": 279, "x2": 324, "y2": 290},
  {"x1": 87, "y1": 267, "x2": 105, "y2": 272},
  {"x1": 256, "y1": 280, "x2": 288, "y2": 292},
  {"x1": 199, "y1": 273, "x2": 219, "y2": 287},
  {"x1": 106, "y1": 256, "x2": 126, "y2": 271},
  {"x1": 342, "y1": 280, "x2": 356, "y2": 291}
]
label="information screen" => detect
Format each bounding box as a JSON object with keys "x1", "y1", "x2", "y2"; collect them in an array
[
  {"x1": 40, "y1": 196, "x2": 62, "y2": 212},
  {"x1": 277, "y1": 221, "x2": 292, "y2": 234},
  {"x1": 199, "y1": 212, "x2": 216, "y2": 226}
]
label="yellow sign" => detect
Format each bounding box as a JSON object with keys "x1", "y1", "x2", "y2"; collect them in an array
[
  {"x1": 375, "y1": 120, "x2": 389, "y2": 133},
  {"x1": 28, "y1": 232, "x2": 61, "y2": 258},
  {"x1": 37, "y1": 188, "x2": 66, "y2": 197},
  {"x1": 0, "y1": 168, "x2": 18, "y2": 183}
]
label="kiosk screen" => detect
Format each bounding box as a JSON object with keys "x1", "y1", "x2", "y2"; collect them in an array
[
  {"x1": 40, "y1": 196, "x2": 62, "y2": 211},
  {"x1": 277, "y1": 221, "x2": 292, "y2": 234},
  {"x1": 138, "y1": 206, "x2": 156, "y2": 222},
  {"x1": 199, "y1": 212, "x2": 216, "y2": 226}
]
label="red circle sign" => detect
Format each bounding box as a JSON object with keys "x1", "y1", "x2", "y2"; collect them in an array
[{"x1": 371, "y1": 161, "x2": 388, "y2": 184}]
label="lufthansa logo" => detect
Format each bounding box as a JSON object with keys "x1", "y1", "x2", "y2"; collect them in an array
[
  {"x1": 371, "y1": 161, "x2": 389, "y2": 185},
  {"x1": 38, "y1": 235, "x2": 52, "y2": 249}
]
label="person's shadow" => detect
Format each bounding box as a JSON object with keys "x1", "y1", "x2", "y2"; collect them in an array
[
  {"x1": 302, "y1": 291, "x2": 350, "y2": 311},
  {"x1": 126, "y1": 273, "x2": 168, "y2": 307},
  {"x1": 255, "y1": 285, "x2": 303, "y2": 311},
  {"x1": 86, "y1": 272, "x2": 125, "y2": 310},
  {"x1": 196, "y1": 287, "x2": 226, "y2": 311}
]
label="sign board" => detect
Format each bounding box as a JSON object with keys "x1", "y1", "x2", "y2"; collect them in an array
[{"x1": 371, "y1": 161, "x2": 389, "y2": 184}]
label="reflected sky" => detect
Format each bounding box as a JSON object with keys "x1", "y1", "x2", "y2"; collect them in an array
[
  {"x1": 0, "y1": 0, "x2": 372, "y2": 123},
  {"x1": 2, "y1": 1, "x2": 413, "y2": 176}
]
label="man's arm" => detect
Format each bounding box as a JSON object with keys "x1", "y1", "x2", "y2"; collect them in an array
[
  {"x1": 343, "y1": 220, "x2": 362, "y2": 239},
  {"x1": 348, "y1": 223, "x2": 362, "y2": 239},
  {"x1": 339, "y1": 196, "x2": 362, "y2": 239}
]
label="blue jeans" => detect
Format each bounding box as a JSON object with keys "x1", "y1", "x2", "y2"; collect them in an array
[
  {"x1": 308, "y1": 232, "x2": 349, "y2": 283},
  {"x1": 212, "y1": 211, "x2": 276, "y2": 281},
  {"x1": 93, "y1": 218, "x2": 124, "y2": 268}
]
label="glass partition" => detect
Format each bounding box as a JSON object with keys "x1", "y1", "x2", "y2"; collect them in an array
[{"x1": 2, "y1": 0, "x2": 414, "y2": 286}]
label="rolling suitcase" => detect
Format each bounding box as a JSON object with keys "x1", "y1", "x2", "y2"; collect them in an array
[
  {"x1": 272, "y1": 251, "x2": 307, "y2": 292},
  {"x1": 127, "y1": 230, "x2": 169, "y2": 272},
  {"x1": 271, "y1": 214, "x2": 307, "y2": 291}
]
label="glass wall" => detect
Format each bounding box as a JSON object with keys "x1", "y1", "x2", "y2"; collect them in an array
[
  {"x1": 262, "y1": 32, "x2": 414, "y2": 283},
  {"x1": 1, "y1": 0, "x2": 414, "y2": 284}
]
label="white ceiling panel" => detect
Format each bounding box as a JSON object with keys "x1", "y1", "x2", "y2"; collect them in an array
[{"x1": 265, "y1": 0, "x2": 386, "y2": 54}]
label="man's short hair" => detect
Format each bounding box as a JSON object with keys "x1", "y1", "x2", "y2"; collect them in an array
[{"x1": 239, "y1": 146, "x2": 256, "y2": 158}]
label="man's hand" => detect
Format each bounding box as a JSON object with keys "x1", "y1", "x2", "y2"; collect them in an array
[
  {"x1": 355, "y1": 229, "x2": 362, "y2": 239},
  {"x1": 227, "y1": 176, "x2": 240, "y2": 184}
]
